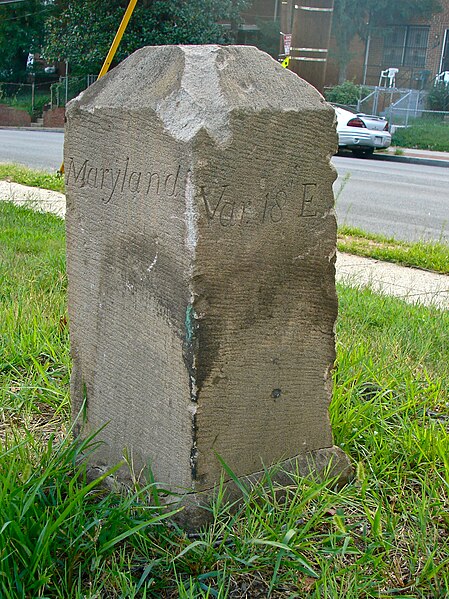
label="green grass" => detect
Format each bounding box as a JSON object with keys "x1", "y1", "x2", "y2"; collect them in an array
[
  {"x1": 0, "y1": 202, "x2": 68, "y2": 429},
  {"x1": 0, "y1": 163, "x2": 64, "y2": 192},
  {"x1": 1, "y1": 203, "x2": 449, "y2": 597},
  {"x1": 338, "y1": 225, "x2": 449, "y2": 274},
  {"x1": 392, "y1": 121, "x2": 449, "y2": 152}
]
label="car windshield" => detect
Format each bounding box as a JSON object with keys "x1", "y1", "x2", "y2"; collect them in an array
[{"x1": 330, "y1": 103, "x2": 358, "y2": 114}]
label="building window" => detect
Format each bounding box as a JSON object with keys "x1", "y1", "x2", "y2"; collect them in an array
[{"x1": 383, "y1": 26, "x2": 429, "y2": 68}]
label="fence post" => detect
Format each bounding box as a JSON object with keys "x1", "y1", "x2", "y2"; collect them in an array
[
  {"x1": 405, "y1": 92, "x2": 412, "y2": 126},
  {"x1": 65, "y1": 61, "x2": 69, "y2": 105},
  {"x1": 373, "y1": 87, "x2": 379, "y2": 114},
  {"x1": 414, "y1": 90, "x2": 420, "y2": 118}
]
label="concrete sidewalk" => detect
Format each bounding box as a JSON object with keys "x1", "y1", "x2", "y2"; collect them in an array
[
  {"x1": 0, "y1": 179, "x2": 65, "y2": 217},
  {"x1": 1, "y1": 180, "x2": 448, "y2": 310},
  {"x1": 337, "y1": 253, "x2": 449, "y2": 309}
]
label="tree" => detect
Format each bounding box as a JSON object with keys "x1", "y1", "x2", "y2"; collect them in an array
[
  {"x1": 0, "y1": 0, "x2": 57, "y2": 81},
  {"x1": 44, "y1": 0, "x2": 251, "y2": 75},
  {"x1": 332, "y1": 0, "x2": 442, "y2": 83},
  {"x1": 255, "y1": 17, "x2": 281, "y2": 58}
]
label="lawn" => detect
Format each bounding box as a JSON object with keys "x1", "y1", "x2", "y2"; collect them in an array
[
  {"x1": 0, "y1": 163, "x2": 64, "y2": 193},
  {"x1": 337, "y1": 225, "x2": 449, "y2": 275},
  {"x1": 392, "y1": 121, "x2": 449, "y2": 153},
  {"x1": 1, "y1": 202, "x2": 448, "y2": 597}
]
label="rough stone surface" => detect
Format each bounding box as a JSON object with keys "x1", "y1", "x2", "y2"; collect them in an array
[{"x1": 65, "y1": 45, "x2": 350, "y2": 513}]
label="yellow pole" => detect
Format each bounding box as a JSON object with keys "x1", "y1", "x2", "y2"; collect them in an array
[
  {"x1": 97, "y1": 0, "x2": 139, "y2": 79},
  {"x1": 59, "y1": 0, "x2": 139, "y2": 174}
]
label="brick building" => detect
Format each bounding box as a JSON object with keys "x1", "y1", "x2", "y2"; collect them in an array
[
  {"x1": 239, "y1": 0, "x2": 449, "y2": 89},
  {"x1": 327, "y1": 0, "x2": 449, "y2": 88}
]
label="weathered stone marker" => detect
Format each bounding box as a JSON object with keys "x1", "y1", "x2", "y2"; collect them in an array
[{"x1": 65, "y1": 45, "x2": 351, "y2": 522}]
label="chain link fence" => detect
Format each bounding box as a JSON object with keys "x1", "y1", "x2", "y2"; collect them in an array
[
  {"x1": 0, "y1": 81, "x2": 53, "y2": 117},
  {"x1": 387, "y1": 108, "x2": 449, "y2": 129},
  {"x1": 50, "y1": 75, "x2": 97, "y2": 108},
  {"x1": 0, "y1": 75, "x2": 97, "y2": 118},
  {"x1": 356, "y1": 86, "x2": 449, "y2": 128}
]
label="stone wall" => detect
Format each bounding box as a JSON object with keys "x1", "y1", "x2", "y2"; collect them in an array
[
  {"x1": 0, "y1": 104, "x2": 31, "y2": 127},
  {"x1": 43, "y1": 107, "x2": 65, "y2": 128}
]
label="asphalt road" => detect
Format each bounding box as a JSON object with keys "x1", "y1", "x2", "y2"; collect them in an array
[
  {"x1": 1, "y1": 128, "x2": 448, "y2": 243},
  {"x1": 0, "y1": 129, "x2": 64, "y2": 171},
  {"x1": 333, "y1": 155, "x2": 449, "y2": 244}
]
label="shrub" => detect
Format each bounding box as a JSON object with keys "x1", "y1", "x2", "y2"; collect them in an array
[
  {"x1": 324, "y1": 80, "x2": 369, "y2": 106},
  {"x1": 427, "y1": 82, "x2": 449, "y2": 112}
]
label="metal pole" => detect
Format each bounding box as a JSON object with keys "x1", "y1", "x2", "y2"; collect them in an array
[
  {"x1": 31, "y1": 81, "x2": 35, "y2": 114},
  {"x1": 373, "y1": 87, "x2": 379, "y2": 114},
  {"x1": 362, "y1": 28, "x2": 371, "y2": 85},
  {"x1": 65, "y1": 60, "x2": 69, "y2": 105},
  {"x1": 98, "y1": 0, "x2": 139, "y2": 79},
  {"x1": 405, "y1": 92, "x2": 411, "y2": 126}
]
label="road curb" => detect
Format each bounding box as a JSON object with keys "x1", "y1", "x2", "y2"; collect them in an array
[
  {"x1": 0, "y1": 126, "x2": 64, "y2": 133},
  {"x1": 372, "y1": 153, "x2": 449, "y2": 168}
]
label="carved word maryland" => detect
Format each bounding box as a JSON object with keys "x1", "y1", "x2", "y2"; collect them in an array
[{"x1": 66, "y1": 157, "x2": 181, "y2": 204}]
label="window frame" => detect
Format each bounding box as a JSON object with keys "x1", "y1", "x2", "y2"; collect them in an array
[{"x1": 383, "y1": 25, "x2": 429, "y2": 68}]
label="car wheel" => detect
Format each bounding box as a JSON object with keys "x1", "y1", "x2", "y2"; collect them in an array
[{"x1": 352, "y1": 148, "x2": 374, "y2": 158}]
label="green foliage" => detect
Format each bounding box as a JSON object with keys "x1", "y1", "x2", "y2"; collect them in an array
[
  {"x1": 44, "y1": 0, "x2": 250, "y2": 75},
  {"x1": 0, "y1": 0, "x2": 57, "y2": 81},
  {"x1": 325, "y1": 81, "x2": 369, "y2": 106},
  {"x1": 331, "y1": 0, "x2": 368, "y2": 82},
  {"x1": 392, "y1": 120, "x2": 449, "y2": 152},
  {"x1": 0, "y1": 433, "x2": 176, "y2": 598},
  {"x1": 0, "y1": 87, "x2": 50, "y2": 118},
  {"x1": 254, "y1": 18, "x2": 281, "y2": 58},
  {"x1": 427, "y1": 82, "x2": 449, "y2": 112}
]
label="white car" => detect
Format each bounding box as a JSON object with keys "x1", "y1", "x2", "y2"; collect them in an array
[{"x1": 333, "y1": 105, "x2": 391, "y2": 158}]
